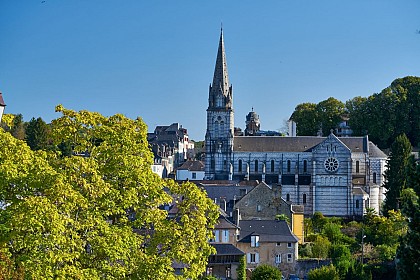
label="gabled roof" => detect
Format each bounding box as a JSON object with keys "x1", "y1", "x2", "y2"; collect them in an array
[
  {"x1": 215, "y1": 215, "x2": 239, "y2": 230},
  {"x1": 211, "y1": 244, "x2": 245, "y2": 256},
  {"x1": 177, "y1": 160, "x2": 204, "y2": 172},
  {"x1": 233, "y1": 134, "x2": 385, "y2": 156},
  {"x1": 238, "y1": 220, "x2": 299, "y2": 243}
]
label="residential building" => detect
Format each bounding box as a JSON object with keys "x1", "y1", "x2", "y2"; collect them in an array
[{"x1": 176, "y1": 160, "x2": 205, "y2": 181}]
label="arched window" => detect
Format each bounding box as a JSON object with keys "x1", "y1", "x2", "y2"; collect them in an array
[
  {"x1": 238, "y1": 159, "x2": 243, "y2": 173},
  {"x1": 356, "y1": 200, "x2": 360, "y2": 209},
  {"x1": 356, "y1": 161, "x2": 360, "y2": 173},
  {"x1": 303, "y1": 194, "x2": 307, "y2": 204},
  {"x1": 220, "y1": 121, "x2": 224, "y2": 136},
  {"x1": 287, "y1": 160, "x2": 291, "y2": 173},
  {"x1": 286, "y1": 193, "x2": 290, "y2": 201},
  {"x1": 303, "y1": 160, "x2": 307, "y2": 173},
  {"x1": 373, "y1": 172, "x2": 377, "y2": 184},
  {"x1": 271, "y1": 160, "x2": 275, "y2": 173},
  {"x1": 255, "y1": 160, "x2": 258, "y2": 172}
]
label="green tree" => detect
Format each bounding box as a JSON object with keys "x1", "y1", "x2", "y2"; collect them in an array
[
  {"x1": 250, "y1": 264, "x2": 282, "y2": 280},
  {"x1": 290, "y1": 102, "x2": 319, "y2": 136},
  {"x1": 0, "y1": 105, "x2": 219, "y2": 279},
  {"x1": 382, "y1": 134, "x2": 412, "y2": 214},
  {"x1": 25, "y1": 117, "x2": 51, "y2": 150},
  {"x1": 397, "y1": 156, "x2": 420, "y2": 279},
  {"x1": 312, "y1": 235, "x2": 331, "y2": 260},
  {"x1": 316, "y1": 97, "x2": 345, "y2": 136},
  {"x1": 307, "y1": 264, "x2": 339, "y2": 280},
  {"x1": 330, "y1": 244, "x2": 352, "y2": 276},
  {"x1": 236, "y1": 255, "x2": 246, "y2": 280}
]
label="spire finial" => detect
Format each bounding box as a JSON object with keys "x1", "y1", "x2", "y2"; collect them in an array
[
  {"x1": 252, "y1": 107, "x2": 254, "y2": 112},
  {"x1": 221, "y1": 22, "x2": 223, "y2": 32}
]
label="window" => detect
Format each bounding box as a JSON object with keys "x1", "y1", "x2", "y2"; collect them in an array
[
  {"x1": 248, "y1": 253, "x2": 259, "y2": 264},
  {"x1": 213, "y1": 230, "x2": 220, "y2": 242},
  {"x1": 257, "y1": 205, "x2": 262, "y2": 212},
  {"x1": 255, "y1": 160, "x2": 258, "y2": 172},
  {"x1": 286, "y1": 193, "x2": 290, "y2": 201},
  {"x1": 288, "y1": 243, "x2": 292, "y2": 248},
  {"x1": 222, "y1": 230, "x2": 229, "y2": 243},
  {"x1": 303, "y1": 194, "x2": 307, "y2": 204},
  {"x1": 271, "y1": 160, "x2": 275, "y2": 173},
  {"x1": 206, "y1": 267, "x2": 213, "y2": 276},
  {"x1": 373, "y1": 172, "x2": 377, "y2": 184},
  {"x1": 192, "y1": 172, "x2": 196, "y2": 179},
  {"x1": 226, "y1": 267, "x2": 231, "y2": 278},
  {"x1": 275, "y1": 254, "x2": 282, "y2": 264},
  {"x1": 287, "y1": 160, "x2": 291, "y2": 173},
  {"x1": 238, "y1": 159, "x2": 243, "y2": 172},
  {"x1": 287, "y1": 253, "x2": 293, "y2": 263},
  {"x1": 356, "y1": 200, "x2": 359, "y2": 209},
  {"x1": 239, "y1": 188, "x2": 247, "y2": 197},
  {"x1": 303, "y1": 160, "x2": 307, "y2": 173},
  {"x1": 211, "y1": 159, "x2": 215, "y2": 169},
  {"x1": 251, "y1": 235, "x2": 260, "y2": 247},
  {"x1": 276, "y1": 242, "x2": 281, "y2": 246},
  {"x1": 356, "y1": 161, "x2": 360, "y2": 173}
]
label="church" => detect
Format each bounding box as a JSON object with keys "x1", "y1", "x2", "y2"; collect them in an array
[{"x1": 204, "y1": 30, "x2": 387, "y2": 217}]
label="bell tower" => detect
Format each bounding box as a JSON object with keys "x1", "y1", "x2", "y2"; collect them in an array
[{"x1": 205, "y1": 29, "x2": 234, "y2": 180}]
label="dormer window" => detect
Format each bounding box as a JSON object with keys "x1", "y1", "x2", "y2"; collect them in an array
[{"x1": 251, "y1": 235, "x2": 260, "y2": 247}]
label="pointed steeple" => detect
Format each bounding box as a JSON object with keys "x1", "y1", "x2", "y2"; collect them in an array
[{"x1": 209, "y1": 28, "x2": 232, "y2": 109}]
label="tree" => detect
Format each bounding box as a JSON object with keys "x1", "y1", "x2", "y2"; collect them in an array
[
  {"x1": 312, "y1": 235, "x2": 331, "y2": 260},
  {"x1": 330, "y1": 244, "x2": 352, "y2": 277},
  {"x1": 0, "y1": 105, "x2": 219, "y2": 279},
  {"x1": 25, "y1": 117, "x2": 51, "y2": 150},
  {"x1": 307, "y1": 264, "x2": 339, "y2": 280},
  {"x1": 236, "y1": 255, "x2": 246, "y2": 280},
  {"x1": 250, "y1": 264, "x2": 282, "y2": 280},
  {"x1": 397, "y1": 156, "x2": 420, "y2": 279},
  {"x1": 290, "y1": 102, "x2": 319, "y2": 136},
  {"x1": 382, "y1": 134, "x2": 412, "y2": 214},
  {"x1": 316, "y1": 97, "x2": 345, "y2": 136}
]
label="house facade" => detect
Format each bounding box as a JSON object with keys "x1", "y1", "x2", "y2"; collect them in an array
[{"x1": 204, "y1": 29, "x2": 387, "y2": 217}]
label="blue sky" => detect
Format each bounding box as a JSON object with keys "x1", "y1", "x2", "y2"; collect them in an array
[{"x1": 1, "y1": 0, "x2": 419, "y2": 140}]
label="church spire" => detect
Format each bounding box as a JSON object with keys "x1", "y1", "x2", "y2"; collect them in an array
[{"x1": 209, "y1": 28, "x2": 232, "y2": 109}]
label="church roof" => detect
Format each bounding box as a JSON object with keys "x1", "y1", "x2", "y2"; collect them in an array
[{"x1": 233, "y1": 135, "x2": 386, "y2": 157}]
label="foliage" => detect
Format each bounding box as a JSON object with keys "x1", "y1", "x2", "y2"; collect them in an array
[
  {"x1": 397, "y1": 156, "x2": 420, "y2": 279},
  {"x1": 299, "y1": 243, "x2": 312, "y2": 258},
  {"x1": 311, "y1": 235, "x2": 331, "y2": 260},
  {"x1": 347, "y1": 76, "x2": 420, "y2": 148},
  {"x1": 316, "y1": 97, "x2": 346, "y2": 136},
  {"x1": 25, "y1": 117, "x2": 51, "y2": 150},
  {"x1": 0, "y1": 248, "x2": 24, "y2": 280},
  {"x1": 307, "y1": 264, "x2": 339, "y2": 280},
  {"x1": 290, "y1": 102, "x2": 319, "y2": 136},
  {"x1": 312, "y1": 212, "x2": 327, "y2": 233},
  {"x1": 250, "y1": 264, "x2": 282, "y2": 280},
  {"x1": 275, "y1": 213, "x2": 290, "y2": 225},
  {"x1": 0, "y1": 106, "x2": 219, "y2": 279},
  {"x1": 382, "y1": 134, "x2": 412, "y2": 214},
  {"x1": 236, "y1": 255, "x2": 246, "y2": 280},
  {"x1": 345, "y1": 261, "x2": 372, "y2": 280},
  {"x1": 330, "y1": 244, "x2": 352, "y2": 276}
]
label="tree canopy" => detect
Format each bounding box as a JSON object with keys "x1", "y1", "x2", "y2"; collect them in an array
[
  {"x1": 0, "y1": 105, "x2": 219, "y2": 279},
  {"x1": 250, "y1": 264, "x2": 282, "y2": 280}
]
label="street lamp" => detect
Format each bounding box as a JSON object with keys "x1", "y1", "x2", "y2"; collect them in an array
[
  {"x1": 0, "y1": 91, "x2": 6, "y2": 122},
  {"x1": 361, "y1": 228, "x2": 366, "y2": 265}
]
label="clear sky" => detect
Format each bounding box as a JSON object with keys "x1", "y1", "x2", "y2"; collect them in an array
[{"x1": 1, "y1": 0, "x2": 419, "y2": 140}]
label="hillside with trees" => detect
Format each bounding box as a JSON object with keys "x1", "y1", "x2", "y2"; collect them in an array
[{"x1": 291, "y1": 76, "x2": 420, "y2": 149}]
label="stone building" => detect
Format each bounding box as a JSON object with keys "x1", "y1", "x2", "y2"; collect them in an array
[{"x1": 204, "y1": 30, "x2": 387, "y2": 217}]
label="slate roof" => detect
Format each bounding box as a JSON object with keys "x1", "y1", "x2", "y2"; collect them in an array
[
  {"x1": 238, "y1": 220, "x2": 299, "y2": 243},
  {"x1": 200, "y1": 184, "x2": 255, "y2": 202},
  {"x1": 233, "y1": 135, "x2": 386, "y2": 158},
  {"x1": 211, "y1": 244, "x2": 245, "y2": 256},
  {"x1": 177, "y1": 160, "x2": 204, "y2": 171},
  {"x1": 215, "y1": 215, "x2": 239, "y2": 230},
  {"x1": 0, "y1": 92, "x2": 5, "y2": 106}
]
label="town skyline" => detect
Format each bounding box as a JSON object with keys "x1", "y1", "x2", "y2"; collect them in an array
[{"x1": 1, "y1": 0, "x2": 420, "y2": 140}]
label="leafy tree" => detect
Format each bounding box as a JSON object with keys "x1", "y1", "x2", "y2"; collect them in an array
[
  {"x1": 382, "y1": 134, "x2": 412, "y2": 214},
  {"x1": 0, "y1": 105, "x2": 219, "y2": 279},
  {"x1": 307, "y1": 264, "x2": 339, "y2": 280},
  {"x1": 236, "y1": 255, "x2": 246, "y2": 280},
  {"x1": 312, "y1": 212, "x2": 327, "y2": 233},
  {"x1": 397, "y1": 156, "x2": 420, "y2": 279},
  {"x1": 345, "y1": 261, "x2": 372, "y2": 280},
  {"x1": 312, "y1": 235, "x2": 331, "y2": 260},
  {"x1": 25, "y1": 117, "x2": 51, "y2": 150},
  {"x1": 330, "y1": 244, "x2": 352, "y2": 276},
  {"x1": 316, "y1": 97, "x2": 345, "y2": 136},
  {"x1": 250, "y1": 264, "x2": 282, "y2": 280},
  {"x1": 290, "y1": 102, "x2": 319, "y2": 136}
]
